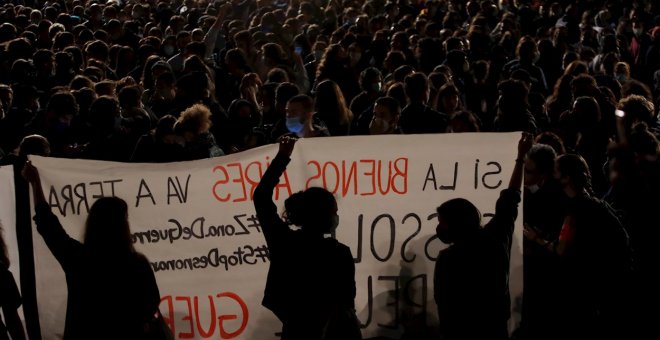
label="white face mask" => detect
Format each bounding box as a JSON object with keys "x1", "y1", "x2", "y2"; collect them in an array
[
  {"x1": 615, "y1": 74, "x2": 627, "y2": 83},
  {"x1": 526, "y1": 184, "x2": 540, "y2": 194},
  {"x1": 369, "y1": 117, "x2": 390, "y2": 135}
]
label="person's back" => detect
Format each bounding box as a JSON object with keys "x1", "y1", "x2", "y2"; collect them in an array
[
  {"x1": 32, "y1": 203, "x2": 160, "y2": 340},
  {"x1": 435, "y1": 225, "x2": 512, "y2": 339},
  {"x1": 400, "y1": 73, "x2": 448, "y2": 134},
  {"x1": 23, "y1": 168, "x2": 162, "y2": 340},
  {"x1": 561, "y1": 194, "x2": 632, "y2": 325},
  {"x1": 255, "y1": 137, "x2": 360, "y2": 340},
  {"x1": 434, "y1": 133, "x2": 531, "y2": 340},
  {"x1": 268, "y1": 230, "x2": 355, "y2": 339},
  {"x1": 400, "y1": 102, "x2": 448, "y2": 134},
  {"x1": 56, "y1": 251, "x2": 160, "y2": 339}
]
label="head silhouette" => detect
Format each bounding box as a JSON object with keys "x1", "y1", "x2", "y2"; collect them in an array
[
  {"x1": 84, "y1": 197, "x2": 134, "y2": 256},
  {"x1": 285, "y1": 187, "x2": 338, "y2": 235},
  {"x1": 555, "y1": 154, "x2": 592, "y2": 196},
  {"x1": 436, "y1": 198, "x2": 481, "y2": 244}
]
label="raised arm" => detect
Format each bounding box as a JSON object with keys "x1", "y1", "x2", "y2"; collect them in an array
[
  {"x1": 253, "y1": 136, "x2": 297, "y2": 248},
  {"x1": 488, "y1": 133, "x2": 532, "y2": 239},
  {"x1": 509, "y1": 132, "x2": 533, "y2": 191},
  {"x1": 22, "y1": 161, "x2": 46, "y2": 207},
  {"x1": 203, "y1": 3, "x2": 231, "y2": 60},
  {"x1": 22, "y1": 161, "x2": 82, "y2": 267}
]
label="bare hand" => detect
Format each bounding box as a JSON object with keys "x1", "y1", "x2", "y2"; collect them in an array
[
  {"x1": 518, "y1": 132, "x2": 534, "y2": 160},
  {"x1": 277, "y1": 135, "x2": 297, "y2": 158},
  {"x1": 21, "y1": 161, "x2": 40, "y2": 184}
]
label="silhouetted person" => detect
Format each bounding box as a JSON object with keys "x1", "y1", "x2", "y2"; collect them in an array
[
  {"x1": 399, "y1": 72, "x2": 448, "y2": 134},
  {"x1": 131, "y1": 115, "x2": 184, "y2": 163},
  {"x1": 434, "y1": 133, "x2": 531, "y2": 340},
  {"x1": 519, "y1": 144, "x2": 568, "y2": 340},
  {"x1": 524, "y1": 154, "x2": 632, "y2": 340},
  {"x1": 254, "y1": 136, "x2": 361, "y2": 340},
  {"x1": 23, "y1": 162, "x2": 162, "y2": 340},
  {"x1": 0, "y1": 223, "x2": 27, "y2": 340}
]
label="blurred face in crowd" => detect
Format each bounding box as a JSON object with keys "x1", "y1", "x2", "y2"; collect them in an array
[
  {"x1": 285, "y1": 101, "x2": 307, "y2": 133},
  {"x1": 369, "y1": 103, "x2": 398, "y2": 135},
  {"x1": 177, "y1": 35, "x2": 191, "y2": 50},
  {"x1": 524, "y1": 158, "x2": 542, "y2": 191}
]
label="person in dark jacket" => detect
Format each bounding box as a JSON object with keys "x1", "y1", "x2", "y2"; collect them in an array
[
  {"x1": 524, "y1": 154, "x2": 633, "y2": 340},
  {"x1": 493, "y1": 79, "x2": 538, "y2": 134},
  {"x1": 254, "y1": 136, "x2": 360, "y2": 340},
  {"x1": 434, "y1": 132, "x2": 531, "y2": 340},
  {"x1": 399, "y1": 72, "x2": 448, "y2": 134},
  {"x1": 22, "y1": 162, "x2": 161, "y2": 340},
  {"x1": 174, "y1": 104, "x2": 224, "y2": 160}
]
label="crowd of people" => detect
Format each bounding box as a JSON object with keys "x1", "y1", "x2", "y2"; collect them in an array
[{"x1": 1, "y1": 0, "x2": 660, "y2": 339}]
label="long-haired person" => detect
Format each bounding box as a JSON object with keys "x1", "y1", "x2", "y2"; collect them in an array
[
  {"x1": 22, "y1": 162, "x2": 162, "y2": 340},
  {"x1": 314, "y1": 80, "x2": 353, "y2": 136}
]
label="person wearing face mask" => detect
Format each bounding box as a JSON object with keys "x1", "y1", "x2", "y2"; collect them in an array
[
  {"x1": 350, "y1": 68, "x2": 384, "y2": 135},
  {"x1": 501, "y1": 36, "x2": 549, "y2": 94},
  {"x1": 434, "y1": 132, "x2": 531, "y2": 340},
  {"x1": 368, "y1": 96, "x2": 400, "y2": 135},
  {"x1": 524, "y1": 154, "x2": 633, "y2": 340},
  {"x1": 518, "y1": 143, "x2": 568, "y2": 340},
  {"x1": 254, "y1": 136, "x2": 361, "y2": 340},
  {"x1": 282, "y1": 94, "x2": 329, "y2": 138}
]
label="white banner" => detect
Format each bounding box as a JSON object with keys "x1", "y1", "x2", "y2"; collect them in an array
[{"x1": 29, "y1": 133, "x2": 522, "y2": 339}]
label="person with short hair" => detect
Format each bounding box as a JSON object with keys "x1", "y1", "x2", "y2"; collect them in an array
[
  {"x1": 434, "y1": 133, "x2": 531, "y2": 340},
  {"x1": 282, "y1": 94, "x2": 329, "y2": 138},
  {"x1": 254, "y1": 136, "x2": 361, "y2": 340},
  {"x1": 399, "y1": 72, "x2": 448, "y2": 134},
  {"x1": 369, "y1": 96, "x2": 401, "y2": 135}
]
